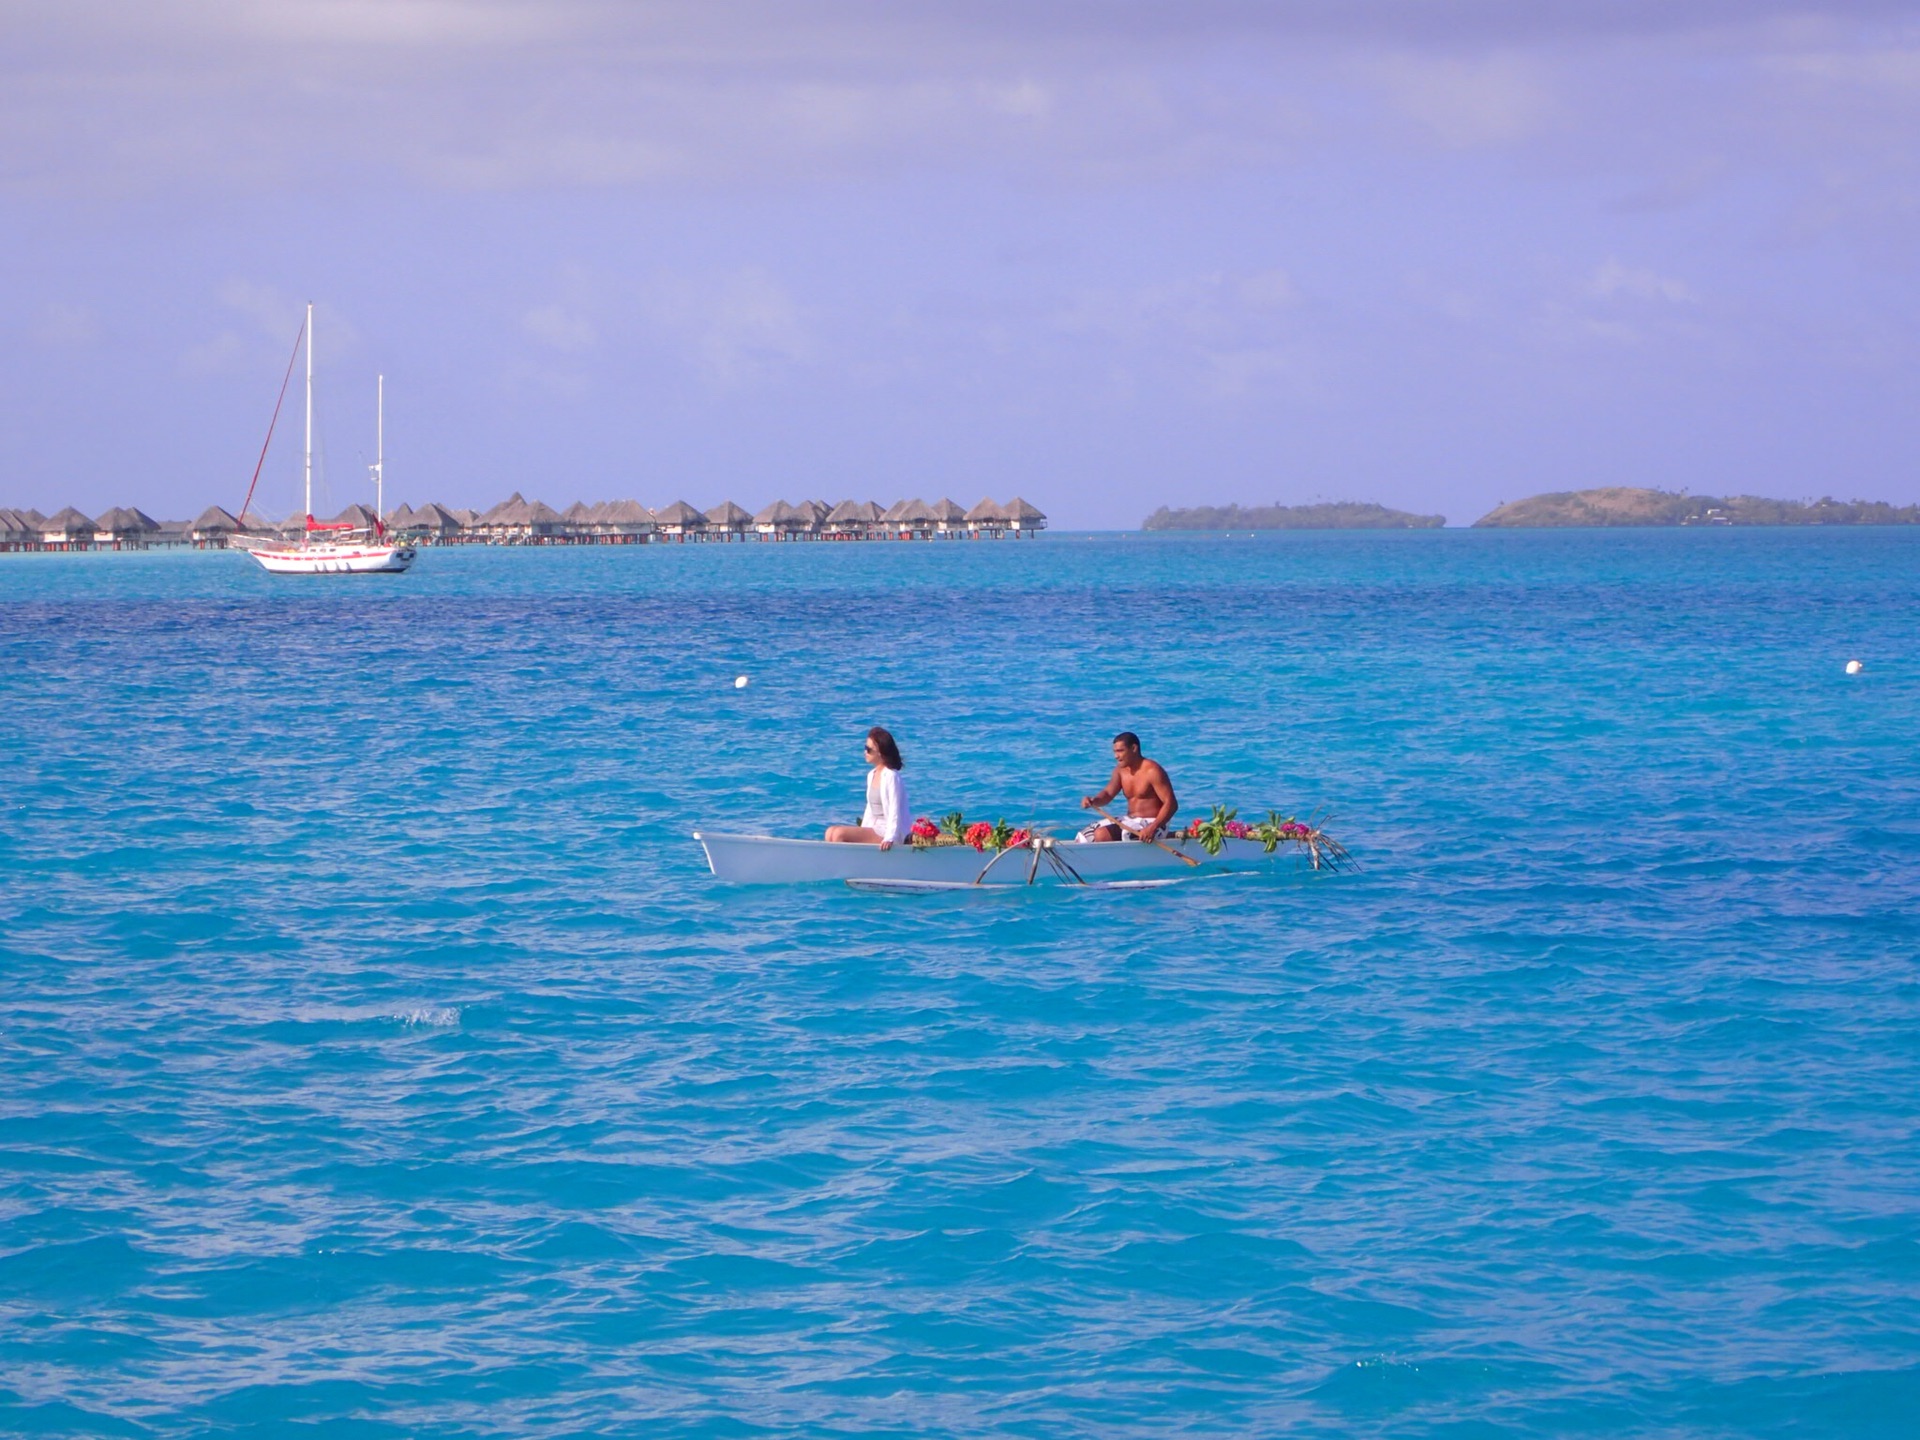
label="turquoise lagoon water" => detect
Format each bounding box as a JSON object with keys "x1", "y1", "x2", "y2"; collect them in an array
[{"x1": 1, "y1": 530, "x2": 1916, "y2": 1437}]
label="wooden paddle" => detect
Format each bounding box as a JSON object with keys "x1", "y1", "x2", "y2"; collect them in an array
[{"x1": 1088, "y1": 803, "x2": 1200, "y2": 866}]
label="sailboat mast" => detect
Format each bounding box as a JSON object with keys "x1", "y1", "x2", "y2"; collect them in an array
[
  {"x1": 376, "y1": 374, "x2": 384, "y2": 527},
  {"x1": 303, "y1": 301, "x2": 314, "y2": 522}
]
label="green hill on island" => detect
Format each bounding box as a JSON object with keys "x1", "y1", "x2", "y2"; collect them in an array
[
  {"x1": 1474, "y1": 487, "x2": 1920, "y2": 527},
  {"x1": 1144, "y1": 501, "x2": 1446, "y2": 531}
]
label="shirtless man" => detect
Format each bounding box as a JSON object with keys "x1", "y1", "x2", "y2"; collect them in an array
[{"x1": 1080, "y1": 731, "x2": 1178, "y2": 843}]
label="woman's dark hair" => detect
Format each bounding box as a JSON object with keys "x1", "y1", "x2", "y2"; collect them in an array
[{"x1": 867, "y1": 726, "x2": 903, "y2": 770}]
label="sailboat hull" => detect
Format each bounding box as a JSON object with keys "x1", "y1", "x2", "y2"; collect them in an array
[{"x1": 241, "y1": 540, "x2": 416, "y2": 574}]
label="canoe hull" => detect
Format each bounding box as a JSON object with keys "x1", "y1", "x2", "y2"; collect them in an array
[{"x1": 692, "y1": 830, "x2": 1279, "y2": 885}]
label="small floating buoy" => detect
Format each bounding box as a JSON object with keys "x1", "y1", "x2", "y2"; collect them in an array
[
  {"x1": 734, "y1": 675, "x2": 750, "y2": 689},
  {"x1": 1845, "y1": 660, "x2": 1863, "y2": 675}
]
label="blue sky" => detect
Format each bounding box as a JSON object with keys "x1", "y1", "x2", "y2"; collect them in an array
[{"x1": 4, "y1": 1, "x2": 1917, "y2": 527}]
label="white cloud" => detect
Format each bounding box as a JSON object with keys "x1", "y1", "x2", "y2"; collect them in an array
[
  {"x1": 1058, "y1": 268, "x2": 1300, "y2": 345},
  {"x1": 217, "y1": 279, "x2": 302, "y2": 340},
  {"x1": 180, "y1": 329, "x2": 248, "y2": 375},
  {"x1": 523, "y1": 304, "x2": 596, "y2": 352},
  {"x1": 1365, "y1": 51, "x2": 1555, "y2": 146},
  {"x1": 636, "y1": 267, "x2": 812, "y2": 387},
  {"x1": 699, "y1": 268, "x2": 810, "y2": 384},
  {"x1": 1590, "y1": 258, "x2": 1699, "y2": 304},
  {"x1": 232, "y1": 0, "x2": 560, "y2": 48}
]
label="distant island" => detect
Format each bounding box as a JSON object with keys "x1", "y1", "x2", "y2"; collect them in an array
[
  {"x1": 1143, "y1": 501, "x2": 1446, "y2": 530},
  {"x1": 1474, "y1": 487, "x2": 1920, "y2": 527}
]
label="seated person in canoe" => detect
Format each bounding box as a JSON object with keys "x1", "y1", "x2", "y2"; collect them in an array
[
  {"x1": 825, "y1": 726, "x2": 909, "y2": 850},
  {"x1": 1079, "y1": 731, "x2": 1177, "y2": 843}
]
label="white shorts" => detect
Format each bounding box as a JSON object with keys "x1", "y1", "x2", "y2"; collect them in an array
[{"x1": 1077, "y1": 814, "x2": 1155, "y2": 843}]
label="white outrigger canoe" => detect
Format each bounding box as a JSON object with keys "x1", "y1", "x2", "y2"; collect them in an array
[{"x1": 693, "y1": 830, "x2": 1298, "y2": 889}]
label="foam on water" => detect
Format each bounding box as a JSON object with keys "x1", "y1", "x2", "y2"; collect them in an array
[{"x1": 1, "y1": 531, "x2": 1917, "y2": 1437}]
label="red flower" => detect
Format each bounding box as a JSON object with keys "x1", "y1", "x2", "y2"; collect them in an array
[
  {"x1": 1009, "y1": 828, "x2": 1031, "y2": 847},
  {"x1": 910, "y1": 817, "x2": 938, "y2": 840},
  {"x1": 964, "y1": 821, "x2": 992, "y2": 851}
]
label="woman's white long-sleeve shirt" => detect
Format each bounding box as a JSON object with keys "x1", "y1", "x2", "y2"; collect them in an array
[{"x1": 862, "y1": 765, "x2": 909, "y2": 845}]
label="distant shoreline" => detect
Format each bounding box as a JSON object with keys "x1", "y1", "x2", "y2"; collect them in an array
[
  {"x1": 1144, "y1": 501, "x2": 1446, "y2": 530},
  {"x1": 1142, "y1": 487, "x2": 1920, "y2": 530},
  {"x1": 1472, "y1": 487, "x2": 1920, "y2": 527}
]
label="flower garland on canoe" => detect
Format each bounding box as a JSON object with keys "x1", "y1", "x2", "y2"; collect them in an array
[{"x1": 908, "y1": 805, "x2": 1349, "y2": 869}]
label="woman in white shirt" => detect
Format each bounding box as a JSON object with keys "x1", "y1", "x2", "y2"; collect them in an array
[{"x1": 825, "y1": 727, "x2": 909, "y2": 849}]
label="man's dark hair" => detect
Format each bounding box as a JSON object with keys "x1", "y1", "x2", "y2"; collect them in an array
[{"x1": 1113, "y1": 731, "x2": 1141, "y2": 752}]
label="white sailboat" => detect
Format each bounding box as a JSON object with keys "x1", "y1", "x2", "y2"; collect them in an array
[{"x1": 234, "y1": 303, "x2": 416, "y2": 575}]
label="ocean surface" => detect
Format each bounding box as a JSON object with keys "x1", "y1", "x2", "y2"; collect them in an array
[{"x1": 2, "y1": 530, "x2": 1916, "y2": 1438}]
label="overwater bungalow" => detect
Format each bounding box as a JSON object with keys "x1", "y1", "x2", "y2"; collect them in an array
[
  {"x1": 794, "y1": 499, "x2": 829, "y2": 537},
  {"x1": 891, "y1": 498, "x2": 936, "y2": 540},
  {"x1": 652, "y1": 500, "x2": 706, "y2": 542},
  {"x1": 470, "y1": 493, "x2": 523, "y2": 542},
  {"x1": 43, "y1": 506, "x2": 97, "y2": 550},
  {"x1": 189, "y1": 506, "x2": 244, "y2": 547},
  {"x1": 326, "y1": 503, "x2": 381, "y2": 532},
  {"x1": 704, "y1": 500, "x2": 753, "y2": 542},
  {"x1": 410, "y1": 502, "x2": 465, "y2": 542},
  {"x1": 1005, "y1": 497, "x2": 1048, "y2": 536},
  {"x1": 754, "y1": 500, "x2": 799, "y2": 541},
  {"x1": 930, "y1": 498, "x2": 967, "y2": 538},
  {"x1": 472, "y1": 493, "x2": 565, "y2": 543},
  {"x1": 0, "y1": 508, "x2": 35, "y2": 551},
  {"x1": 596, "y1": 500, "x2": 652, "y2": 543},
  {"x1": 823, "y1": 499, "x2": 883, "y2": 540},
  {"x1": 93, "y1": 506, "x2": 161, "y2": 549},
  {"x1": 965, "y1": 497, "x2": 1009, "y2": 538},
  {"x1": 3, "y1": 491, "x2": 1051, "y2": 556}
]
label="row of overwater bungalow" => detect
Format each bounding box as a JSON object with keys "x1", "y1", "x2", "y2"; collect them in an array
[{"x1": 0, "y1": 497, "x2": 1047, "y2": 551}]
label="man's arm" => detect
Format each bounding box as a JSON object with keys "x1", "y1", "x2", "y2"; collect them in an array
[{"x1": 1082, "y1": 765, "x2": 1123, "y2": 810}]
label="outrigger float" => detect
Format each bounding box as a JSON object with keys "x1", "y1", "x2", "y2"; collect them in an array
[{"x1": 694, "y1": 807, "x2": 1350, "y2": 891}]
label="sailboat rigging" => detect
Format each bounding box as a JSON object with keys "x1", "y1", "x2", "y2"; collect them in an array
[{"x1": 232, "y1": 303, "x2": 417, "y2": 575}]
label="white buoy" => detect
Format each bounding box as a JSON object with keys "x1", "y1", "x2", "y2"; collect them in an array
[
  {"x1": 1845, "y1": 660, "x2": 1863, "y2": 675},
  {"x1": 734, "y1": 675, "x2": 750, "y2": 689}
]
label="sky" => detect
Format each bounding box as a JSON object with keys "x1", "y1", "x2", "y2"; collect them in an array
[{"x1": 3, "y1": 1, "x2": 1917, "y2": 528}]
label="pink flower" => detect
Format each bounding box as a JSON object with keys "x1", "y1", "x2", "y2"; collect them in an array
[{"x1": 1009, "y1": 828, "x2": 1031, "y2": 847}]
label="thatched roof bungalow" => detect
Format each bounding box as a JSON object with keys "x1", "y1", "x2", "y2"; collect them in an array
[
  {"x1": 409, "y1": 502, "x2": 465, "y2": 539},
  {"x1": 823, "y1": 499, "x2": 883, "y2": 539},
  {"x1": 42, "y1": 506, "x2": 96, "y2": 548},
  {"x1": 93, "y1": 506, "x2": 161, "y2": 545},
  {"x1": 472, "y1": 493, "x2": 564, "y2": 542},
  {"x1": 324, "y1": 503, "x2": 381, "y2": 532},
  {"x1": 930, "y1": 497, "x2": 967, "y2": 536},
  {"x1": 599, "y1": 499, "x2": 654, "y2": 540},
  {"x1": 899, "y1": 498, "x2": 938, "y2": 538},
  {"x1": 1004, "y1": 497, "x2": 1048, "y2": 535},
  {"x1": 652, "y1": 500, "x2": 706, "y2": 542},
  {"x1": 190, "y1": 505, "x2": 243, "y2": 546},
  {"x1": 704, "y1": 500, "x2": 753, "y2": 540},
  {"x1": 965, "y1": 497, "x2": 1008, "y2": 538},
  {"x1": 753, "y1": 500, "x2": 807, "y2": 540}
]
